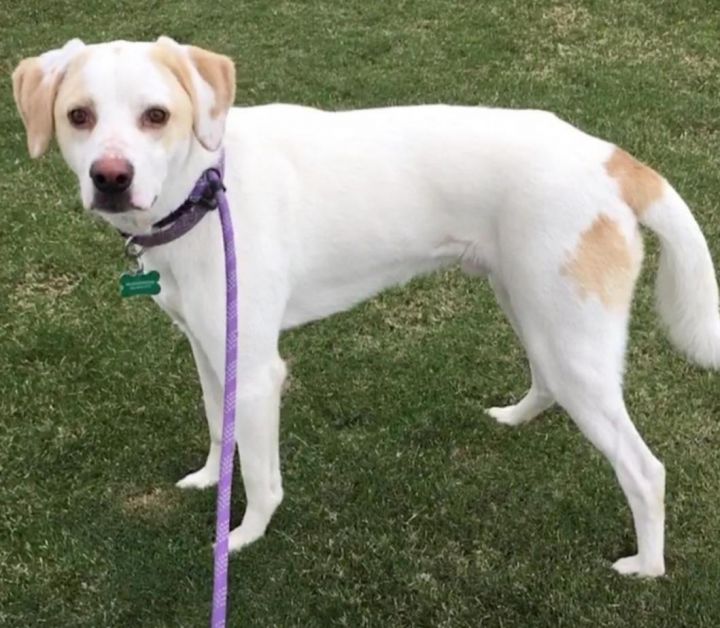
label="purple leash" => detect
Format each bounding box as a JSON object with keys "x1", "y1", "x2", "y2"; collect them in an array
[
  {"x1": 120, "y1": 157, "x2": 237, "y2": 625},
  {"x1": 208, "y1": 167, "x2": 238, "y2": 628}
]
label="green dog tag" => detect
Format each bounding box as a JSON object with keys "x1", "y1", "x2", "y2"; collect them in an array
[{"x1": 120, "y1": 270, "x2": 161, "y2": 298}]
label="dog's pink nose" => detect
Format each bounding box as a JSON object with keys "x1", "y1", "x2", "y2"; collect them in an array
[{"x1": 90, "y1": 157, "x2": 134, "y2": 195}]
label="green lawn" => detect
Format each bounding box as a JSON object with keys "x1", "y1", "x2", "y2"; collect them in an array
[{"x1": 2, "y1": 1, "x2": 720, "y2": 626}]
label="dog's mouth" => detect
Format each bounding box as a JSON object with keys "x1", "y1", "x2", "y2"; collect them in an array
[
  {"x1": 91, "y1": 191, "x2": 139, "y2": 213},
  {"x1": 91, "y1": 192, "x2": 157, "y2": 213}
]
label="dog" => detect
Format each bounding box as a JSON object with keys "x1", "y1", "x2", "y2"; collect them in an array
[{"x1": 12, "y1": 37, "x2": 720, "y2": 577}]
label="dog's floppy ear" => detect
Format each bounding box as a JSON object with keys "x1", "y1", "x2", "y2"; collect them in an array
[
  {"x1": 12, "y1": 39, "x2": 86, "y2": 158},
  {"x1": 155, "y1": 36, "x2": 236, "y2": 151}
]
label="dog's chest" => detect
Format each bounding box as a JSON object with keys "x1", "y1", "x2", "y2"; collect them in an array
[{"x1": 149, "y1": 262, "x2": 189, "y2": 331}]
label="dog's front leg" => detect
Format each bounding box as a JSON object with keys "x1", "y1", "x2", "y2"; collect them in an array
[
  {"x1": 177, "y1": 253, "x2": 288, "y2": 549},
  {"x1": 183, "y1": 321, "x2": 286, "y2": 549},
  {"x1": 227, "y1": 356, "x2": 286, "y2": 551},
  {"x1": 178, "y1": 331, "x2": 286, "y2": 545},
  {"x1": 176, "y1": 333, "x2": 223, "y2": 489},
  {"x1": 181, "y1": 294, "x2": 286, "y2": 550}
]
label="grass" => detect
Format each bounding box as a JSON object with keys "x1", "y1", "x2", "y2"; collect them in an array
[{"x1": 2, "y1": 0, "x2": 720, "y2": 626}]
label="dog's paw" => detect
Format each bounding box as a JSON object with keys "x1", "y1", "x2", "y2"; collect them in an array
[
  {"x1": 485, "y1": 405, "x2": 529, "y2": 427},
  {"x1": 227, "y1": 522, "x2": 267, "y2": 552},
  {"x1": 226, "y1": 494, "x2": 283, "y2": 552},
  {"x1": 612, "y1": 554, "x2": 665, "y2": 577},
  {"x1": 176, "y1": 465, "x2": 219, "y2": 490}
]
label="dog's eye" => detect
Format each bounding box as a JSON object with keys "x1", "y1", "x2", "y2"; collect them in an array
[
  {"x1": 142, "y1": 107, "x2": 170, "y2": 127},
  {"x1": 68, "y1": 107, "x2": 94, "y2": 129}
]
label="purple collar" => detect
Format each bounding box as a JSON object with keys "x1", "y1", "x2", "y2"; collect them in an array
[{"x1": 122, "y1": 154, "x2": 225, "y2": 249}]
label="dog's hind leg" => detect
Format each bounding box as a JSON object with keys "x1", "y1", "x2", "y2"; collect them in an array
[
  {"x1": 517, "y1": 313, "x2": 665, "y2": 574},
  {"x1": 485, "y1": 276, "x2": 554, "y2": 426},
  {"x1": 559, "y1": 380, "x2": 666, "y2": 576},
  {"x1": 505, "y1": 271, "x2": 665, "y2": 574}
]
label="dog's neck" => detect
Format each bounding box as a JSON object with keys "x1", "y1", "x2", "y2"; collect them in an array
[{"x1": 130, "y1": 140, "x2": 225, "y2": 277}]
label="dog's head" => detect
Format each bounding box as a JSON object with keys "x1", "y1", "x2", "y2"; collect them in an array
[{"x1": 12, "y1": 37, "x2": 235, "y2": 231}]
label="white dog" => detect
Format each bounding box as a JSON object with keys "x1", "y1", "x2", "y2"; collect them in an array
[{"x1": 13, "y1": 37, "x2": 720, "y2": 577}]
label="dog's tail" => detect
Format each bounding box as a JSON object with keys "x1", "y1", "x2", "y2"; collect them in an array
[{"x1": 638, "y1": 170, "x2": 720, "y2": 368}]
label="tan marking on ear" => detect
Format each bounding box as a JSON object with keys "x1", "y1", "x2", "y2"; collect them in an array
[
  {"x1": 151, "y1": 42, "x2": 196, "y2": 101},
  {"x1": 187, "y1": 46, "x2": 236, "y2": 117},
  {"x1": 151, "y1": 41, "x2": 235, "y2": 121},
  {"x1": 562, "y1": 213, "x2": 643, "y2": 309},
  {"x1": 605, "y1": 147, "x2": 664, "y2": 217},
  {"x1": 149, "y1": 44, "x2": 199, "y2": 149},
  {"x1": 12, "y1": 57, "x2": 63, "y2": 158}
]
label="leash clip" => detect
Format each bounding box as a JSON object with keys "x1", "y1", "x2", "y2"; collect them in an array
[{"x1": 124, "y1": 236, "x2": 144, "y2": 272}]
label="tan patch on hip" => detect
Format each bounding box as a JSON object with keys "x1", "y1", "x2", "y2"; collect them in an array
[
  {"x1": 605, "y1": 147, "x2": 663, "y2": 217},
  {"x1": 562, "y1": 214, "x2": 642, "y2": 309}
]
